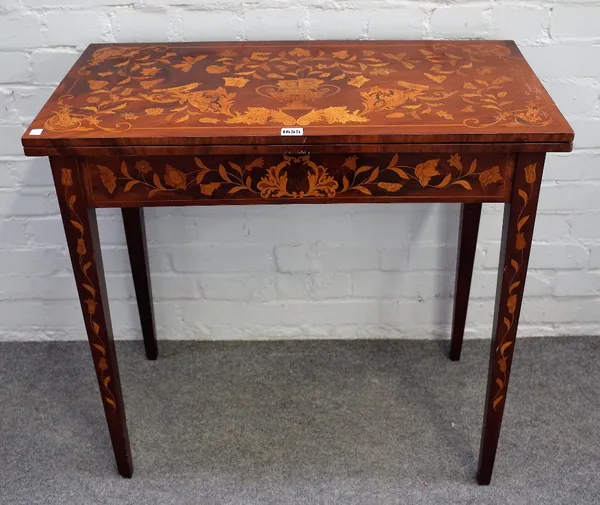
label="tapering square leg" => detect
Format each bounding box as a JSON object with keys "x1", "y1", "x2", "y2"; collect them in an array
[
  {"x1": 50, "y1": 157, "x2": 133, "y2": 478},
  {"x1": 122, "y1": 208, "x2": 158, "y2": 360},
  {"x1": 450, "y1": 203, "x2": 482, "y2": 361},
  {"x1": 477, "y1": 154, "x2": 545, "y2": 485}
]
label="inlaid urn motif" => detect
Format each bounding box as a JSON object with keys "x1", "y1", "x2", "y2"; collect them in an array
[{"x1": 256, "y1": 78, "x2": 340, "y2": 109}]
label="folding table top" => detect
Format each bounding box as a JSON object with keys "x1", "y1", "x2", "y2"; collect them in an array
[{"x1": 23, "y1": 40, "x2": 573, "y2": 152}]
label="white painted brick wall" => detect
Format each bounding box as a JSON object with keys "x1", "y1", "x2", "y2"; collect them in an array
[{"x1": 0, "y1": 0, "x2": 599, "y2": 342}]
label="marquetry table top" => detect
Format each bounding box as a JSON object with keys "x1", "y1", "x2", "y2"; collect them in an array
[{"x1": 23, "y1": 40, "x2": 573, "y2": 149}]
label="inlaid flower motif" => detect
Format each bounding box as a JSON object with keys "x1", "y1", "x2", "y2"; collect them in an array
[
  {"x1": 197, "y1": 182, "x2": 219, "y2": 196},
  {"x1": 122, "y1": 113, "x2": 138, "y2": 120},
  {"x1": 360, "y1": 86, "x2": 411, "y2": 112},
  {"x1": 47, "y1": 105, "x2": 80, "y2": 131},
  {"x1": 85, "y1": 299, "x2": 97, "y2": 316},
  {"x1": 164, "y1": 164, "x2": 187, "y2": 189},
  {"x1": 145, "y1": 108, "x2": 164, "y2": 116},
  {"x1": 98, "y1": 165, "x2": 116, "y2": 194},
  {"x1": 318, "y1": 106, "x2": 368, "y2": 124},
  {"x1": 250, "y1": 52, "x2": 271, "y2": 61},
  {"x1": 223, "y1": 77, "x2": 249, "y2": 88},
  {"x1": 188, "y1": 88, "x2": 236, "y2": 115},
  {"x1": 140, "y1": 79, "x2": 163, "y2": 89},
  {"x1": 414, "y1": 159, "x2": 440, "y2": 187},
  {"x1": 377, "y1": 182, "x2": 403, "y2": 192},
  {"x1": 98, "y1": 357, "x2": 108, "y2": 372},
  {"x1": 524, "y1": 163, "x2": 537, "y2": 184},
  {"x1": 348, "y1": 75, "x2": 370, "y2": 88},
  {"x1": 498, "y1": 357, "x2": 507, "y2": 373},
  {"x1": 479, "y1": 165, "x2": 503, "y2": 187},
  {"x1": 448, "y1": 154, "x2": 463, "y2": 171},
  {"x1": 228, "y1": 107, "x2": 272, "y2": 124},
  {"x1": 516, "y1": 102, "x2": 546, "y2": 125},
  {"x1": 506, "y1": 294, "x2": 517, "y2": 314},
  {"x1": 343, "y1": 155, "x2": 358, "y2": 171},
  {"x1": 77, "y1": 238, "x2": 86, "y2": 256},
  {"x1": 141, "y1": 66, "x2": 160, "y2": 77},
  {"x1": 173, "y1": 55, "x2": 209, "y2": 72},
  {"x1": 218, "y1": 49, "x2": 237, "y2": 58},
  {"x1": 88, "y1": 80, "x2": 108, "y2": 90},
  {"x1": 371, "y1": 68, "x2": 390, "y2": 75},
  {"x1": 205, "y1": 64, "x2": 229, "y2": 74},
  {"x1": 89, "y1": 46, "x2": 141, "y2": 66},
  {"x1": 135, "y1": 160, "x2": 152, "y2": 174},
  {"x1": 332, "y1": 50, "x2": 349, "y2": 59},
  {"x1": 61, "y1": 168, "x2": 73, "y2": 187},
  {"x1": 289, "y1": 48, "x2": 311, "y2": 57}
]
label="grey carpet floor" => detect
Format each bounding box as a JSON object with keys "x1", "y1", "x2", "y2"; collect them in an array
[{"x1": 1, "y1": 338, "x2": 599, "y2": 505}]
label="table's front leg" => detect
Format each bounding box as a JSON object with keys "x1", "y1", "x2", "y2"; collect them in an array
[
  {"x1": 478, "y1": 153, "x2": 545, "y2": 485},
  {"x1": 50, "y1": 157, "x2": 133, "y2": 477}
]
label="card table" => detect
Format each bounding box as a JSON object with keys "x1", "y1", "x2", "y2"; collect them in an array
[{"x1": 22, "y1": 40, "x2": 574, "y2": 484}]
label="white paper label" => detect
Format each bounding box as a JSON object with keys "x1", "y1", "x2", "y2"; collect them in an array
[
  {"x1": 29, "y1": 129, "x2": 44, "y2": 136},
  {"x1": 280, "y1": 128, "x2": 303, "y2": 136}
]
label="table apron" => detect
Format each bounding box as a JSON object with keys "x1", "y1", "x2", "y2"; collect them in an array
[{"x1": 81, "y1": 151, "x2": 516, "y2": 207}]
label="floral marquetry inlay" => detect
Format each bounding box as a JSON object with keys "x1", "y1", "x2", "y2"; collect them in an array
[
  {"x1": 87, "y1": 153, "x2": 512, "y2": 205},
  {"x1": 492, "y1": 161, "x2": 539, "y2": 412},
  {"x1": 60, "y1": 167, "x2": 117, "y2": 413},
  {"x1": 29, "y1": 41, "x2": 566, "y2": 140}
]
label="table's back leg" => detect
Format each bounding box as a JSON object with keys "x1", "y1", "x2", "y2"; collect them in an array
[
  {"x1": 450, "y1": 203, "x2": 482, "y2": 361},
  {"x1": 122, "y1": 208, "x2": 158, "y2": 360},
  {"x1": 477, "y1": 153, "x2": 545, "y2": 485},
  {"x1": 50, "y1": 157, "x2": 133, "y2": 477}
]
